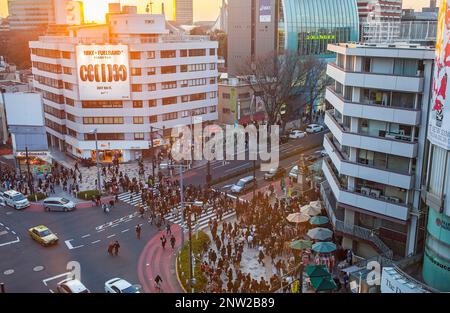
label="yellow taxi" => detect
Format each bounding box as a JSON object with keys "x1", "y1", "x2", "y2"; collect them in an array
[{"x1": 28, "y1": 225, "x2": 59, "y2": 246}]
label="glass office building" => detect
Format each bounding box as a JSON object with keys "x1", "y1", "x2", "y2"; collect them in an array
[{"x1": 278, "y1": 0, "x2": 359, "y2": 56}]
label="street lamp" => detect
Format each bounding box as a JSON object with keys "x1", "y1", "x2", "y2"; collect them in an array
[
  {"x1": 184, "y1": 200, "x2": 203, "y2": 293},
  {"x1": 89, "y1": 129, "x2": 101, "y2": 192}
]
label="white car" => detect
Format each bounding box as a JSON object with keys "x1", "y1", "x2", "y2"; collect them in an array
[
  {"x1": 306, "y1": 124, "x2": 324, "y2": 133},
  {"x1": 105, "y1": 278, "x2": 141, "y2": 293},
  {"x1": 43, "y1": 197, "x2": 76, "y2": 212},
  {"x1": 1, "y1": 190, "x2": 30, "y2": 210},
  {"x1": 289, "y1": 130, "x2": 307, "y2": 139},
  {"x1": 57, "y1": 278, "x2": 90, "y2": 293}
]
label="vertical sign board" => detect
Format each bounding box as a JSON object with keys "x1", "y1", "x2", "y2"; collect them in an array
[
  {"x1": 76, "y1": 45, "x2": 131, "y2": 101},
  {"x1": 259, "y1": 0, "x2": 272, "y2": 23},
  {"x1": 429, "y1": 2, "x2": 450, "y2": 150}
]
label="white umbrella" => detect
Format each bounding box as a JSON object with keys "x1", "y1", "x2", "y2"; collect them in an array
[
  {"x1": 307, "y1": 227, "x2": 333, "y2": 241},
  {"x1": 309, "y1": 200, "x2": 322, "y2": 210},
  {"x1": 287, "y1": 212, "x2": 310, "y2": 223},
  {"x1": 300, "y1": 204, "x2": 322, "y2": 216}
]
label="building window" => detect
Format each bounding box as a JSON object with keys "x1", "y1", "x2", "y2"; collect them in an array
[
  {"x1": 149, "y1": 115, "x2": 157, "y2": 123},
  {"x1": 163, "y1": 112, "x2": 178, "y2": 121},
  {"x1": 181, "y1": 95, "x2": 189, "y2": 103},
  {"x1": 62, "y1": 51, "x2": 71, "y2": 59},
  {"x1": 130, "y1": 52, "x2": 141, "y2": 60},
  {"x1": 65, "y1": 97, "x2": 75, "y2": 106},
  {"x1": 63, "y1": 67, "x2": 72, "y2": 75},
  {"x1": 161, "y1": 66, "x2": 177, "y2": 74},
  {"x1": 148, "y1": 67, "x2": 156, "y2": 75},
  {"x1": 161, "y1": 50, "x2": 176, "y2": 58},
  {"x1": 190, "y1": 93, "x2": 206, "y2": 101},
  {"x1": 133, "y1": 100, "x2": 143, "y2": 108},
  {"x1": 85, "y1": 133, "x2": 124, "y2": 140},
  {"x1": 148, "y1": 99, "x2": 157, "y2": 107},
  {"x1": 132, "y1": 84, "x2": 142, "y2": 92},
  {"x1": 239, "y1": 92, "x2": 250, "y2": 99},
  {"x1": 163, "y1": 97, "x2": 177, "y2": 105},
  {"x1": 180, "y1": 50, "x2": 188, "y2": 57},
  {"x1": 210, "y1": 91, "x2": 217, "y2": 99},
  {"x1": 64, "y1": 82, "x2": 73, "y2": 90},
  {"x1": 148, "y1": 83, "x2": 156, "y2": 91},
  {"x1": 210, "y1": 78, "x2": 216, "y2": 84},
  {"x1": 66, "y1": 113, "x2": 76, "y2": 122},
  {"x1": 162, "y1": 81, "x2": 177, "y2": 90},
  {"x1": 222, "y1": 108, "x2": 231, "y2": 114},
  {"x1": 147, "y1": 51, "x2": 155, "y2": 59},
  {"x1": 82, "y1": 101, "x2": 123, "y2": 108},
  {"x1": 192, "y1": 107, "x2": 208, "y2": 116},
  {"x1": 180, "y1": 80, "x2": 188, "y2": 87},
  {"x1": 180, "y1": 65, "x2": 188, "y2": 72},
  {"x1": 180, "y1": 110, "x2": 190, "y2": 118},
  {"x1": 83, "y1": 117, "x2": 124, "y2": 124},
  {"x1": 134, "y1": 133, "x2": 145, "y2": 140},
  {"x1": 210, "y1": 63, "x2": 216, "y2": 70},
  {"x1": 189, "y1": 49, "x2": 206, "y2": 57},
  {"x1": 209, "y1": 48, "x2": 216, "y2": 56},
  {"x1": 222, "y1": 93, "x2": 230, "y2": 99},
  {"x1": 131, "y1": 68, "x2": 142, "y2": 76},
  {"x1": 133, "y1": 116, "x2": 144, "y2": 124},
  {"x1": 209, "y1": 106, "x2": 217, "y2": 113}
]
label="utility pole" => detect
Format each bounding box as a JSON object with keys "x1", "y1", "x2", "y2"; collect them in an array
[
  {"x1": 180, "y1": 162, "x2": 185, "y2": 246},
  {"x1": 150, "y1": 126, "x2": 155, "y2": 178},
  {"x1": 188, "y1": 205, "x2": 194, "y2": 293},
  {"x1": 206, "y1": 160, "x2": 211, "y2": 188},
  {"x1": 91, "y1": 129, "x2": 101, "y2": 192},
  {"x1": 253, "y1": 159, "x2": 257, "y2": 199}
]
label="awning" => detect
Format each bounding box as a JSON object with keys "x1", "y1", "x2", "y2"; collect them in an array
[{"x1": 340, "y1": 265, "x2": 361, "y2": 274}]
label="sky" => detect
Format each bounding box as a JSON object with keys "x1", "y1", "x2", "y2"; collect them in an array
[{"x1": 0, "y1": 0, "x2": 440, "y2": 20}]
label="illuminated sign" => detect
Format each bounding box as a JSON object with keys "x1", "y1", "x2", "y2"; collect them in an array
[
  {"x1": 76, "y1": 45, "x2": 131, "y2": 101},
  {"x1": 307, "y1": 35, "x2": 336, "y2": 40},
  {"x1": 259, "y1": 0, "x2": 272, "y2": 23},
  {"x1": 429, "y1": 1, "x2": 450, "y2": 150}
]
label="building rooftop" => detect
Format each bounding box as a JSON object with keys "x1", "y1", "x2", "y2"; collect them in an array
[{"x1": 0, "y1": 80, "x2": 27, "y2": 87}]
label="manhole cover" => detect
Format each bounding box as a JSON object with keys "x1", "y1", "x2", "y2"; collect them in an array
[
  {"x1": 33, "y1": 266, "x2": 44, "y2": 272},
  {"x1": 3, "y1": 269, "x2": 14, "y2": 275}
]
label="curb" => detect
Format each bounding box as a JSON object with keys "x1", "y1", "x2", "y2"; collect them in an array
[{"x1": 175, "y1": 250, "x2": 188, "y2": 293}]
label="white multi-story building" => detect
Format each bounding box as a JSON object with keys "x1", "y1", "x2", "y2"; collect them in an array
[
  {"x1": 321, "y1": 43, "x2": 434, "y2": 259},
  {"x1": 29, "y1": 5, "x2": 219, "y2": 163},
  {"x1": 8, "y1": 0, "x2": 55, "y2": 30},
  {"x1": 173, "y1": 0, "x2": 193, "y2": 25}
]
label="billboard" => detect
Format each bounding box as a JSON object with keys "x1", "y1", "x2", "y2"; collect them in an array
[
  {"x1": 259, "y1": 0, "x2": 272, "y2": 23},
  {"x1": 76, "y1": 45, "x2": 131, "y2": 101},
  {"x1": 4, "y1": 93, "x2": 44, "y2": 126},
  {"x1": 429, "y1": 1, "x2": 450, "y2": 150}
]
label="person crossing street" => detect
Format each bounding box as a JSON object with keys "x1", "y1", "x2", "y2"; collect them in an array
[
  {"x1": 136, "y1": 224, "x2": 142, "y2": 240},
  {"x1": 170, "y1": 234, "x2": 176, "y2": 250}
]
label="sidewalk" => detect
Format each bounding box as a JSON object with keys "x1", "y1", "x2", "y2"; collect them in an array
[{"x1": 137, "y1": 224, "x2": 184, "y2": 293}]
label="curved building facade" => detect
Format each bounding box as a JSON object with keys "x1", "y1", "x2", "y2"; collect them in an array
[{"x1": 278, "y1": 0, "x2": 359, "y2": 56}]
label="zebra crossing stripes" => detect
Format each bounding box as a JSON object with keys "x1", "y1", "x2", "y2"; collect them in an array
[{"x1": 117, "y1": 192, "x2": 236, "y2": 231}]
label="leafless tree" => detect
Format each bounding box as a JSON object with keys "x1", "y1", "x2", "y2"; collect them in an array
[{"x1": 237, "y1": 52, "x2": 330, "y2": 130}]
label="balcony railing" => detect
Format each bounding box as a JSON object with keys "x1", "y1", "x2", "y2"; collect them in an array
[{"x1": 320, "y1": 181, "x2": 394, "y2": 259}]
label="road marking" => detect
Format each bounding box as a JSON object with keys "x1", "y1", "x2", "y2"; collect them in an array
[
  {"x1": 3, "y1": 269, "x2": 14, "y2": 275},
  {"x1": 91, "y1": 240, "x2": 101, "y2": 244},
  {"x1": 49, "y1": 289, "x2": 54, "y2": 293},
  {"x1": 11, "y1": 231, "x2": 16, "y2": 235},
  {"x1": 64, "y1": 239, "x2": 84, "y2": 250},
  {"x1": 121, "y1": 229, "x2": 130, "y2": 233},
  {"x1": 0, "y1": 237, "x2": 20, "y2": 247},
  {"x1": 111, "y1": 224, "x2": 120, "y2": 228},
  {"x1": 33, "y1": 266, "x2": 44, "y2": 272},
  {"x1": 42, "y1": 272, "x2": 72, "y2": 286},
  {"x1": 95, "y1": 213, "x2": 138, "y2": 231},
  {"x1": 81, "y1": 234, "x2": 91, "y2": 238},
  {"x1": 225, "y1": 163, "x2": 249, "y2": 173},
  {"x1": 0, "y1": 223, "x2": 3, "y2": 226},
  {"x1": 0, "y1": 230, "x2": 8, "y2": 236},
  {"x1": 97, "y1": 229, "x2": 105, "y2": 233},
  {"x1": 5, "y1": 227, "x2": 9, "y2": 230},
  {"x1": 6, "y1": 212, "x2": 12, "y2": 215},
  {"x1": 107, "y1": 234, "x2": 116, "y2": 238}
]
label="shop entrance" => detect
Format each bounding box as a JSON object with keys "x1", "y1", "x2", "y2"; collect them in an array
[{"x1": 91, "y1": 150, "x2": 123, "y2": 163}]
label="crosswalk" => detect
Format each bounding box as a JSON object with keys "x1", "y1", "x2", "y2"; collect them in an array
[{"x1": 117, "y1": 191, "x2": 236, "y2": 231}]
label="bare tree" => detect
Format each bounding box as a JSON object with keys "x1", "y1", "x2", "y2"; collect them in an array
[{"x1": 237, "y1": 52, "x2": 330, "y2": 130}]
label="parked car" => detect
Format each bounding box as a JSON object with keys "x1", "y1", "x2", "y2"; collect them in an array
[
  {"x1": 28, "y1": 225, "x2": 59, "y2": 246},
  {"x1": 289, "y1": 130, "x2": 307, "y2": 139},
  {"x1": 230, "y1": 176, "x2": 257, "y2": 194},
  {"x1": 104, "y1": 278, "x2": 141, "y2": 293},
  {"x1": 57, "y1": 279, "x2": 90, "y2": 293},
  {"x1": 264, "y1": 167, "x2": 286, "y2": 181},
  {"x1": 43, "y1": 197, "x2": 76, "y2": 212},
  {"x1": 2, "y1": 190, "x2": 30, "y2": 210},
  {"x1": 306, "y1": 124, "x2": 324, "y2": 133}
]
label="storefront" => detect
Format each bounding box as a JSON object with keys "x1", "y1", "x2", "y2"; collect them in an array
[
  {"x1": 91, "y1": 149, "x2": 124, "y2": 163},
  {"x1": 16, "y1": 151, "x2": 52, "y2": 176}
]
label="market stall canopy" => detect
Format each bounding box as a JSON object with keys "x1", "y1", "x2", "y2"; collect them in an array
[
  {"x1": 307, "y1": 227, "x2": 333, "y2": 241},
  {"x1": 310, "y1": 276, "x2": 337, "y2": 292},
  {"x1": 287, "y1": 212, "x2": 310, "y2": 223},
  {"x1": 290, "y1": 239, "x2": 313, "y2": 250},
  {"x1": 305, "y1": 265, "x2": 330, "y2": 278},
  {"x1": 309, "y1": 200, "x2": 322, "y2": 210},
  {"x1": 300, "y1": 204, "x2": 322, "y2": 216},
  {"x1": 312, "y1": 241, "x2": 337, "y2": 254},
  {"x1": 309, "y1": 216, "x2": 329, "y2": 226}
]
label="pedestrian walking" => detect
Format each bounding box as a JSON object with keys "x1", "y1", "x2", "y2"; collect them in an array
[
  {"x1": 160, "y1": 235, "x2": 167, "y2": 249},
  {"x1": 166, "y1": 224, "x2": 171, "y2": 235},
  {"x1": 113, "y1": 240, "x2": 120, "y2": 256},
  {"x1": 170, "y1": 234, "x2": 176, "y2": 250},
  {"x1": 107, "y1": 242, "x2": 114, "y2": 255},
  {"x1": 136, "y1": 224, "x2": 142, "y2": 240}
]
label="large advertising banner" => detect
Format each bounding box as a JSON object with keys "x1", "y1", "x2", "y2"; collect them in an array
[
  {"x1": 259, "y1": 0, "x2": 272, "y2": 23},
  {"x1": 76, "y1": 45, "x2": 131, "y2": 101},
  {"x1": 429, "y1": 1, "x2": 450, "y2": 150}
]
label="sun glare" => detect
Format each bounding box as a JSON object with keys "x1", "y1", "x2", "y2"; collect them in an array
[{"x1": 82, "y1": 0, "x2": 111, "y2": 23}]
